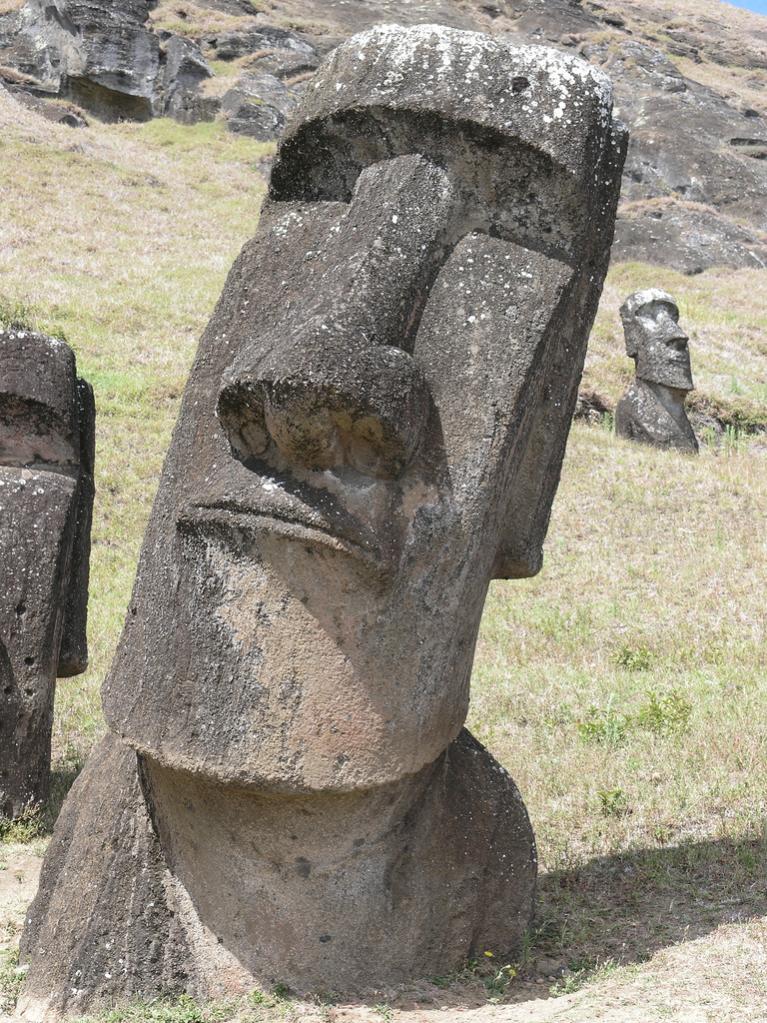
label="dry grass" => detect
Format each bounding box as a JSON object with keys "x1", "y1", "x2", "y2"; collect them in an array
[
  {"x1": 0, "y1": 82, "x2": 766, "y2": 1023},
  {"x1": 0, "y1": 92, "x2": 270, "y2": 770},
  {"x1": 673, "y1": 53, "x2": 767, "y2": 118},
  {"x1": 473, "y1": 425, "x2": 767, "y2": 868},
  {"x1": 148, "y1": 0, "x2": 262, "y2": 39},
  {"x1": 606, "y1": 0, "x2": 767, "y2": 118},
  {"x1": 0, "y1": 64, "x2": 39, "y2": 85}
]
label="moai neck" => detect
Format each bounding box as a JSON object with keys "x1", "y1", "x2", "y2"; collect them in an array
[{"x1": 641, "y1": 379, "x2": 691, "y2": 432}]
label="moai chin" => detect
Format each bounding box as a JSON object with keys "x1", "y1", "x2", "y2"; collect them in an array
[
  {"x1": 0, "y1": 330, "x2": 94, "y2": 820},
  {"x1": 19, "y1": 25, "x2": 627, "y2": 1018},
  {"x1": 615, "y1": 289, "x2": 699, "y2": 453}
]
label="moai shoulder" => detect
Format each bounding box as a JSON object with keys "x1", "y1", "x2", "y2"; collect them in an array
[
  {"x1": 0, "y1": 328, "x2": 94, "y2": 820},
  {"x1": 19, "y1": 25, "x2": 627, "y2": 1019}
]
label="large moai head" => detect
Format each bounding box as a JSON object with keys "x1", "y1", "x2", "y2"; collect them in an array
[
  {"x1": 620, "y1": 289, "x2": 694, "y2": 392},
  {"x1": 19, "y1": 29, "x2": 628, "y2": 1010},
  {"x1": 104, "y1": 25, "x2": 626, "y2": 794},
  {"x1": 0, "y1": 330, "x2": 94, "y2": 818}
]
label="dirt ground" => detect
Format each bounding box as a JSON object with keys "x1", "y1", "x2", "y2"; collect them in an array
[{"x1": 2, "y1": 843, "x2": 766, "y2": 1023}]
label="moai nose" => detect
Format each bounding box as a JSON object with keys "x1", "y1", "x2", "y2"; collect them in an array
[{"x1": 217, "y1": 343, "x2": 429, "y2": 480}]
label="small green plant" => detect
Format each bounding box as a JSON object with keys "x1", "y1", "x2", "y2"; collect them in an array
[
  {"x1": 484, "y1": 961, "x2": 518, "y2": 1002},
  {"x1": 598, "y1": 787, "x2": 631, "y2": 818},
  {"x1": 373, "y1": 1004, "x2": 393, "y2": 1021},
  {"x1": 577, "y1": 698, "x2": 629, "y2": 746},
  {"x1": 72, "y1": 993, "x2": 238, "y2": 1022},
  {"x1": 599, "y1": 410, "x2": 615, "y2": 433},
  {"x1": 0, "y1": 948, "x2": 25, "y2": 1014},
  {"x1": 636, "y1": 689, "x2": 692, "y2": 736},
  {"x1": 0, "y1": 296, "x2": 69, "y2": 342},
  {"x1": 0, "y1": 296, "x2": 36, "y2": 331},
  {"x1": 247, "y1": 991, "x2": 271, "y2": 1007},
  {"x1": 0, "y1": 803, "x2": 43, "y2": 845},
  {"x1": 616, "y1": 643, "x2": 653, "y2": 672},
  {"x1": 700, "y1": 424, "x2": 719, "y2": 447},
  {"x1": 549, "y1": 956, "x2": 618, "y2": 997},
  {"x1": 723, "y1": 423, "x2": 742, "y2": 454},
  {"x1": 652, "y1": 824, "x2": 673, "y2": 845}
]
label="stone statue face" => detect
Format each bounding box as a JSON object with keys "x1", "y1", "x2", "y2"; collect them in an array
[
  {"x1": 104, "y1": 26, "x2": 627, "y2": 794},
  {"x1": 621, "y1": 289, "x2": 694, "y2": 391},
  {"x1": 0, "y1": 330, "x2": 94, "y2": 816}
]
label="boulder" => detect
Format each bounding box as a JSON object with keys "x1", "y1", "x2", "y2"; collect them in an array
[
  {"x1": 614, "y1": 201, "x2": 767, "y2": 273},
  {"x1": 0, "y1": 0, "x2": 216, "y2": 122},
  {"x1": 158, "y1": 33, "x2": 216, "y2": 124},
  {"x1": 203, "y1": 24, "x2": 317, "y2": 62},
  {"x1": 221, "y1": 71, "x2": 296, "y2": 139}
]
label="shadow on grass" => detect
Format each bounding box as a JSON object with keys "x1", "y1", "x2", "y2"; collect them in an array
[
  {"x1": 2, "y1": 801, "x2": 765, "y2": 1016},
  {"x1": 389, "y1": 831, "x2": 767, "y2": 1011}
]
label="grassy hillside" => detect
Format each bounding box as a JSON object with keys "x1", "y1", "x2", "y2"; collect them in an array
[{"x1": 1, "y1": 89, "x2": 766, "y2": 1021}]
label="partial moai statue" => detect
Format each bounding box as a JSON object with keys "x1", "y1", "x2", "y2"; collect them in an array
[
  {"x1": 615, "y1": 289, "x2": 699, "y2": 453},
  {"x1": 0, "y1": 329, "x2": 95, "y2": 820},
  {"x1": 19, "y1": 25, "x2": 627, "y2": 1018}
]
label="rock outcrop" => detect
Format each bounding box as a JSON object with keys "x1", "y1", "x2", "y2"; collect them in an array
[
  {"x1": 0, "y1": 0, "x2": 765, "y2": 268},
  {"x1": 0, "y1": 0, "x2": 214, "y2": 121}
]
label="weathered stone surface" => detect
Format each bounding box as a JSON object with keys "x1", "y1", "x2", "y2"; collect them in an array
[
  {"x1": 0, "y1": 330, "x2": 94, "y2": 819},
  {"x1": 570, "y1": 34, "x2": 767, "y2": 270},
  {"x1": 203, "y1": 25, "x2": 317, "y2": 63},
  {"x1": 243, "y1": 46, "x2": 320, "y2": 81},
  {"x1": 613, "y1": 201, "x2": 767, "y2": 274},
  {"x1": 20, "y1": 729, "x2": 535, "y2": 1013},
  {"x1": 0, "y1": 0, "x2": 214, "y2": 122},
  {"x1": 7, "y1": 88, "x2": 90, "y2": 127},
  {"x1": 20, "y1": 25, "x2": 626, "y2": 1015},
  {"x1": 2, "y1": 0, "x2": 766, "y2": 270},
  {"x1": 159, "y1": 33, "x2": 216, "y2": 124},
  {"x1": 221, "y1": 72, "x2": 297, "y2": 139},
  {"x1": 19, "y1": 735, "x2": 197, "y2": 1020},
  {"x1": 16, "y1": 0, "x2": 161, "y2": 120},
  {"x1": 615, "y1": 289, "x2": 699, "y2": 454}
]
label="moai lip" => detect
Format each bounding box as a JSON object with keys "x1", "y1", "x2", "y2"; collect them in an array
[
  {"x1": 0, "y1": 330, "x2": 94, "y2": 820},
  {"x1": 615, "y1": 289, "x2": 699, "y2": 454},
  {"x1": 19, "y1": 24, "x2": 627, "y2": 1017}
]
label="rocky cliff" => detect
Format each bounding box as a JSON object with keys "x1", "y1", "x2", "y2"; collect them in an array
[{"x1": 1, "y1": 0, "x2": 766, "y2": 273}]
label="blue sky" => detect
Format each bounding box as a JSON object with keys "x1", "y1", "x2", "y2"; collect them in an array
[{"x1": 725, "y1": 0, "x2": 767, "y2": 13}]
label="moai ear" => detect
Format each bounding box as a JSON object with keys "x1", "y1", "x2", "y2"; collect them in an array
[
  {"x1": 494, "y1": 317, "x2": 584, "y2": 580},
  {"x1": 620, "y1": 297, "x2": 640, "y2": 359},
  {"x1": 57, "y1": 378, "x2": 95, "y2": 678}
]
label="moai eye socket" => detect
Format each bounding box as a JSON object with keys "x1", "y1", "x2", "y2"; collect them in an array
[
  {"x1": 0, "y1": 395, "x2": 79, "y2": 469},
  {"x1": 0, "y1": 331, "x2": 81, "y2": 471}
]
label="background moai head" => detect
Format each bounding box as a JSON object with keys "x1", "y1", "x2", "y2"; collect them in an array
[
  {"x1": 0, "y1": 329, "x2": 94, "y2": 816},
  {"x1": 620, "y1": 289, "x2": 694, "y2": 391},
  {"x1": 104, "y1": 25, "x2": 627, "y2": 794}
]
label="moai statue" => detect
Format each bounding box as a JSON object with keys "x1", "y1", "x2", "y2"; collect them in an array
[
  {"x1": 19, "y1": 25, "x2": 626, "y2": 1018},
  {"x1": 615, "y1": 289, "x2": 699, "y2": 453},
  {"x1": 0, "y1": 329, "x2": 95, "y2": 820}
]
